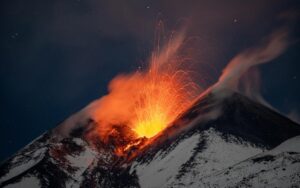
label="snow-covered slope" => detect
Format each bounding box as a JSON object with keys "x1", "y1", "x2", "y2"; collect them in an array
[
  {"x1": 0, "y1": 132, "x2": 100, "y2": 188},
  {"x1": 0, "y1": 133, "x2": 50, "y2": 185},
  {"x1": 1, "y1": 91, "x2": 300, "y2": 188},
  {"x1": 200, "y1": 136, "x2": 300, "y2": 188},
  {"x1": 130, "y1": 128, "x2": 263, "y2": 188},
  {"x1": 0, "y1": 121, "x2": 138, "y2": 188},
  {"x1": 128, "y1": 91, "x2": 300, "y2": 188}
]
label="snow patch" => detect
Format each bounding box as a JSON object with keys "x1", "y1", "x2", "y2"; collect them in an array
[
  {"x1": 131, "y1": 134, "x2": 200, "y2": 188},
  {"x1": 64, "y1": 139, "x2": 97, "y2": 188},
  {"x1": 170, "y1": 128, "x2": 263, "y2": 187},
  {"x1": 199, "y1": 135, "x2": 300, "y2": 187},
  {"x1": 0, "y1": 148, "x2": 46, "y2": 183}
]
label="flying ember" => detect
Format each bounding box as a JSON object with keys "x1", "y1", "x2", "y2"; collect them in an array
[
  {"x1": 132, "y1": 56, "x2": 199, "y2": 138},
  {"x1": 91, "y1": 27, "x2": 201, "y2": 143}
]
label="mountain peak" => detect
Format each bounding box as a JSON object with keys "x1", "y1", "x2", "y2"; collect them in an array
[{"x1": 1, "y1": 88, "x2": 300, "y2": 188}]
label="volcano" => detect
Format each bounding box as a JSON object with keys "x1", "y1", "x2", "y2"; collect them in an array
[{"x1": 1, "y1": 88, "x2": 300, "y2": 188}]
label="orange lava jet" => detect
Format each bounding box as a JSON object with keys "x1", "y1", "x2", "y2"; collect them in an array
[
  {"x1": 132, "y1": 62, "x2": 198, "y2": 138},
  {"x1": 90, "y1": 28, "x2": 201, "y2": 154}
]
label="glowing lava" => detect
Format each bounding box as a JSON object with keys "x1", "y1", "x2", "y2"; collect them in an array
[
  {"x1": 132, "y1": 65, "x2": 198, "y2": 138},
  {"x1": 127, "y1": 32, "x2": 200, "y2": 139},
  {"x1": 90, "y1": 29, "x2": 200, "y2": 145}
]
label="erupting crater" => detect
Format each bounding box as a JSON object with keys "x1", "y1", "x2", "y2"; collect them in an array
[
  {"x1": 88, "y1": 30, "x2": 201, "y2": 156},
  {"x1": 90, "y1": 34, "x2": 201, "y2": 147}
]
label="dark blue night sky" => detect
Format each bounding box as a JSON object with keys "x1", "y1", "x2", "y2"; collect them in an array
[{"x1": 1, "y1": 0, "x2": 300, "y2": 161}]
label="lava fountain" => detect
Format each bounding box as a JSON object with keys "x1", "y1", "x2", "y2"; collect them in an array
[
  {"x1": 132, "y1": 35, "x2": 200, "y2": 138},
  {"x1": 89, "y1": 28, "x2": 201, "y2": 145}
]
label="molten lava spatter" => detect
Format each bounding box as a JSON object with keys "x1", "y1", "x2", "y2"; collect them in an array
[
  {"x1": 90, "y1": 29, "x2": 200, "y2": 152},
  {"x1": 132, "y1": 66, "x2": 198, "y2": 138},
  {"x1": 131, "y1": 33, "x2": 200, "y2": 138}
]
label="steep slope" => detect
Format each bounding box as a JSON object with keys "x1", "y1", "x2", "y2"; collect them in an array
[
  {"x1": 130, "y1": 128, "x2": 264, "y2": 187},
  {"x1": 129, "y1": 90, "x2": 300, "y2": 187},
  {"x1": 1, "y1": 90, "x2": 300, "y2": 188},
  {"x1": 0, "y1": 131, "x2": 100, "y2": 188},
  {"x1": 0, "y1": 123, "x2": 139, "y2": 188}
]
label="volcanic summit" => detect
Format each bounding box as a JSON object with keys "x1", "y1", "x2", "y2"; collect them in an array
[
  {"x1": 0, "y1": 87, "x2": 300, "y2": 188},
  {"x1": 1, "y1": 28, "x2": 300, "y2": 188}
]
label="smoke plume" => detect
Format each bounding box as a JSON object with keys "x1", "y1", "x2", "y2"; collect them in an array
[
  {"x1": 214, "y1": 29, "x2": 290, "y2": 94},
  {"x1": 55, "y1": 30, "x2": 202, "y2": 141}
]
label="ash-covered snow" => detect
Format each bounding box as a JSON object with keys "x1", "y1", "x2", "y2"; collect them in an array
[
  {"x1": 0, "y1": 133, "x2": 50, "y2": 184},
  {"x1": 0, "y1": 148, "x2": 46, "y2": 183},
  {"x1": 64, "y1": 138, "x2": 97, "y2": 188}
]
